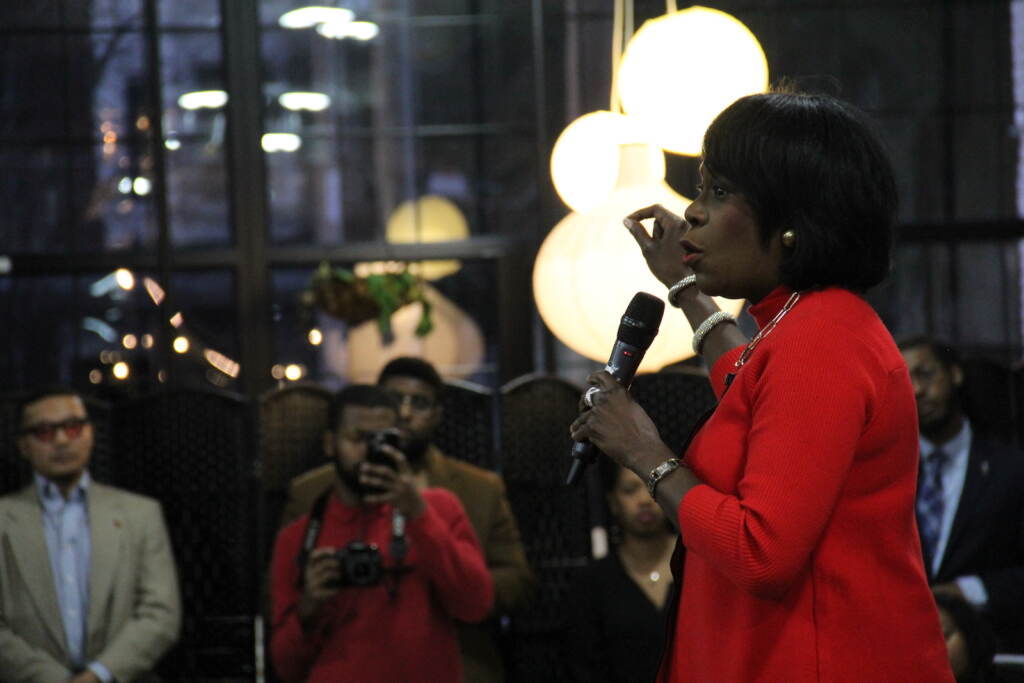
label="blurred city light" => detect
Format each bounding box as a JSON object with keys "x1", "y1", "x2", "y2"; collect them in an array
[
  {"x1": 279, "y1": 92, "x2": 331, "y2": 111},
  {"x1": 279, "y1": 6, "x2": 353, "y2": 29},
  {"x1": 177, "y1": 90, "x2": 228, "y2": 110},
  {"x1": 317, "y1": 20, "x2": 379, "y2": 41},
  {"x1": 115, "y1": 268, "x2": 135, "y2": 290},
  {"x1": 262, "y1": 133, "x2": 302, "y2": 153}
]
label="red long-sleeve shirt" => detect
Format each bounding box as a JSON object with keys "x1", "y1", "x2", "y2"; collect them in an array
[
  {"x1": 664, "y1": 286, "x2": 953, "y2": 682},
  {"x1": 270, "y1": 488, "x2": 493, "y2": 683}
]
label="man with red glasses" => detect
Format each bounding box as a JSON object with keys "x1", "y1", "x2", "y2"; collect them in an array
[{"x1": 0, "y1": 387, "x2": 181, "y2": 683}]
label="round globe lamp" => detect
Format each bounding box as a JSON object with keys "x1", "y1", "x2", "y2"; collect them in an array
[
  {"x1": 534, "y1": 144, "x2": 744, "y2": 370},
  {"x1": 550, "y1": 110, "x2": 665, "y2": 213},
  {"x1": 618, "y1": 6, "x2": 768, "y2": 156},
  {"x1": 385, "y1": 195, "x2": 469, "y2": 280}
]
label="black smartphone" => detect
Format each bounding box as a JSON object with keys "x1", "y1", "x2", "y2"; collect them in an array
[{"x1": 366, "y1": 428, "x2": 402, "y2": 470}]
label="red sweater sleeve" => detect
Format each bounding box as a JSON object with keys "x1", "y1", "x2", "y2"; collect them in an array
[
  {"x1": 269, "y1": 520, "x2": 328, "y2": 683},
  {"x1": 679, "y1": 330, "x2": 879, "y2": 599},
  {"x1": 409, "y1": 489, "x2": 494, "y2": 622}
]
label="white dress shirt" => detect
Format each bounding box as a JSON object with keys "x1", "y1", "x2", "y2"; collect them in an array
[{"x1": 36, "y1": 471, "x2": 114, "y2": 682}]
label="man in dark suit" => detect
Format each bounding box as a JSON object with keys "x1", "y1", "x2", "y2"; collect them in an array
[
  {"x1": 282, "y1": 357, "x2": 535, "y2": 682},
  {"x1": 900, "y1": 337, "x2": 1024, "y2": 653}
]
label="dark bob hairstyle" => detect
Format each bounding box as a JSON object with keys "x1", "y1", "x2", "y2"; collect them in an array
[{"x1": 702, "y1": 90, "x2": 898, "y2": 292}]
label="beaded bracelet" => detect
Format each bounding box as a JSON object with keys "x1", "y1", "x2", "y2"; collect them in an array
[
  {"x1": 666, "y1": 275, "x2": 697, "y2": 308},
  {"x1": 691, "y1": 311, "x2": 736, "y2": 355}
]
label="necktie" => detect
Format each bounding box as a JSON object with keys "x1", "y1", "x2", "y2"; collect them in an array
[{"x1": 916, "y1": 448, "x2": 948, "y2": 575}]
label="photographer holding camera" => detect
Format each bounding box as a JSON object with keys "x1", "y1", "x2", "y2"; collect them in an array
[{"x1": 269, "y1": 385, "x2": 494, "y2": 683}]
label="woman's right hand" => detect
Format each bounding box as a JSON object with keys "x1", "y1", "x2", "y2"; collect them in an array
[{"x1": 623, "y1": 204, "x2": 692, "y2": 288}]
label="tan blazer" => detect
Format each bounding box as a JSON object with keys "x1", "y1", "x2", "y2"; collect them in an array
[
  {"x1": 0, "y1": 482, "x2": 182, "y2": 683},
  {"x1": 282, "y1": 445, "x2": 536, "y2": 683}
]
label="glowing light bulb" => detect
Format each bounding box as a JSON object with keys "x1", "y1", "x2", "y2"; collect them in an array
[{"x1": 115, "y1": 268, "x2": 135, "y2": 290}]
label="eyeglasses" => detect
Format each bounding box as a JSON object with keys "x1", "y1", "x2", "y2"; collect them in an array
[
  {"x1": 385, "y1": 391, "x2": 435, "y2": 412},
  {"x1": 19, "y1": 417, "x2": 91, "y2": 442}
]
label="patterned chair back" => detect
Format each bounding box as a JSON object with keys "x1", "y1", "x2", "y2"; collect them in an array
[
  {"x1": 499, "y1": 373, "x2": 589, "y2": 683},
  {"x1": 113, "y1": 388, "x2": 256, "y2": 679},
  {"x1": 434, "y1": 378, "x2": 496, "y2": 469}
]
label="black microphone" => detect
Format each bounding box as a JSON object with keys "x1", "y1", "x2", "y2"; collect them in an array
[{"x1": 565, "y1": 292, "x2": 665, "y2": 486}]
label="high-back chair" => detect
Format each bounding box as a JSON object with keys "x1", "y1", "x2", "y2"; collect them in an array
[
  {"x1": 113, "y1": 388, "x2": 256, "y2": 680},
  {"x1": 499, "y1": 374, "x2": 589, "y2": 683},
  {"x1": 434, "y1": 377, "x2": 497, "y2": 469}
]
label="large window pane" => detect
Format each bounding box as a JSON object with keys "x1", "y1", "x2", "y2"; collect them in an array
[{"x1": 160, "y1": 32, "x2": 231, "y2": 246}]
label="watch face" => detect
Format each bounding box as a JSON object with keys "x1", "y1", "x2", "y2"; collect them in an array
[{"x1": 648, "y1": 459, "x2": 680, "y2": 495}]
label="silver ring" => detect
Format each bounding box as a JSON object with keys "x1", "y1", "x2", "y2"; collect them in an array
[{"x1": 584, "y1": 386, "x2": 601, "y2": 408}]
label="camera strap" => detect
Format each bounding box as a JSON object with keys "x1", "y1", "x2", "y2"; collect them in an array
[
  {"x1": 296, "y1": 489, "x2": 333, "y2": 588},
  {"x1": 383, "y1": 510, "x2": 413, "y2": 598}
]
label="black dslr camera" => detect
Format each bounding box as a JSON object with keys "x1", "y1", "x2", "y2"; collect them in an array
[{"x1": 334, "y1": 541, "x2": 383, "y2": 587}]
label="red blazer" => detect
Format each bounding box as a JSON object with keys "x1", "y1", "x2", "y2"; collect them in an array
[{"x1": 664, "y1": 287, "x2": 953, "y2": 682}]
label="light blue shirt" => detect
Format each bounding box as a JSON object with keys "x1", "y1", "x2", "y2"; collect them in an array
[
  {"x1": 35, "y1": 471, "x2": 114, "y2": 682},
  {"x1": 919, "y1": 420, "x2": 987, "y2": 606}
]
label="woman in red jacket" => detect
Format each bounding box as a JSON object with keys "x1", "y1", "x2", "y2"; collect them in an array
[{"x1": 571, "y1": 90, "x2": 954, "y2": 682}]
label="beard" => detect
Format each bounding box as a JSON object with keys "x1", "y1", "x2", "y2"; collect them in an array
[{"x1": 333, "y1": 459, "x2": 379, "y2": 498}]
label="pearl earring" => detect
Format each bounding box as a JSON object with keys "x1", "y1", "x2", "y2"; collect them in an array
[{"x1": 781, "y1": 230, "x2": 796, "y2": 247}]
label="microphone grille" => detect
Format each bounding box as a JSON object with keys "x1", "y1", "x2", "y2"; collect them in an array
[{"x1": 618, "y1": 292, "x2": 665, "y2": 349}]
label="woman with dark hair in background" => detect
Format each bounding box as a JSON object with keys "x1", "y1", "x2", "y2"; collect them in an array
[
  {"x1": 571, "y1": 89, "x2": 953, "y2": 681},
  {"x1": 565, "y1": 458, "x2": 675, "y2": 683}
]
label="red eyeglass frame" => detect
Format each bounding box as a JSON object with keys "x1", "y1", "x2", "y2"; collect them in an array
[{"x1": 19, "y1": 417, "x2": 91, "y2": 442}]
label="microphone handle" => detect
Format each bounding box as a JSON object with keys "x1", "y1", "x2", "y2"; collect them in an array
[
  {"x1": 565, "y1": 442, "x2": 593, "y2": 486},
  {"x1": 565, "y1": 338, "x2": 647, "y2": 486}
]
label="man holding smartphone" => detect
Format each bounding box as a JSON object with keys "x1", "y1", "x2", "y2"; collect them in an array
[{"x1": 269, "y1": 384, "x2": 493, "y2": 683}]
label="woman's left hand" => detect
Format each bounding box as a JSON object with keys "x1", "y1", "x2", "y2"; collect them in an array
[{"x1": 570, "y1": 371, "x2": 671, "y2": 475}]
